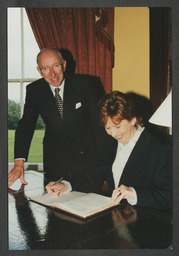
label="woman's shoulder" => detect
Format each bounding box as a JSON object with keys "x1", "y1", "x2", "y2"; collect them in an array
[{"x1": 141, "y1": 127, "x2": 172, "y2": 151}]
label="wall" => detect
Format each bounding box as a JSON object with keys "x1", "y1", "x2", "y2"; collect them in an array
[{"x1": 113, "y1": 7, "x2": 149, "y2": 98}]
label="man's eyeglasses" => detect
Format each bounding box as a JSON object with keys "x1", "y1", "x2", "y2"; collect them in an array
[{"x1": 40, "y1": 63, "x2": 63, "y2": 75}]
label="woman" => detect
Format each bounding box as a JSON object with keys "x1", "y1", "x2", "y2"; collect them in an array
[
  {"x1": 46, "y1": 91, "x2": 172, "y2": 210},
  {"x1": 97, "y1": 91, "x2": 172, "y2": 210}
]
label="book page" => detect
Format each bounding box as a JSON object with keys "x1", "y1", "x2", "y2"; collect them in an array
[
  {"x1": 30, "y1": 191, "x2": 84, "y2": 206},
  {"x1": 54, "y1": 193, "x2": 112, "y2": 213},
  {"x1": 30, "y1": 191, "x2": 118, "y2": 218}
]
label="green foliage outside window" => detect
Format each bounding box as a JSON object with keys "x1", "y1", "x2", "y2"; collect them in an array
[
  {"x1": 8, "y1": 99, "x2": 21, "y2": 129},
  {"x1": 8, "y1": 99, "x2": 45, "y2": 163},
  {"x1": 8, "y1": 99, "x2": 45, "y2": 130}
]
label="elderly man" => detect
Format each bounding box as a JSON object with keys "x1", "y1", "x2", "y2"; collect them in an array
[{"x1": 8, "y1": 48, "x2": 106, "y2": 188}]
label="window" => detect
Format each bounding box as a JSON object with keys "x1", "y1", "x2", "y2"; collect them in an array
[{"x1": 8, "y1": 8, "x2": 44, "y2": 166}]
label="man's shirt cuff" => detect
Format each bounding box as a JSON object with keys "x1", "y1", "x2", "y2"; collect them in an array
[{"x1": 15, "y1": 158, "x2": 26, "y2": 161}]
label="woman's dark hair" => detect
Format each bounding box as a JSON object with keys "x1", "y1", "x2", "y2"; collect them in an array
[{"x1": 98, "y1": 91, "x2": 143, "y2": 127}]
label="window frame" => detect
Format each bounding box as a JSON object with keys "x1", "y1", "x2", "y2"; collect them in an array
[
  {"x1": 8, "y1": 8, "x2": 43, "y2": 167},
  {"x1": 8, "y1": 8, "x2": 40, "y2": 116}
]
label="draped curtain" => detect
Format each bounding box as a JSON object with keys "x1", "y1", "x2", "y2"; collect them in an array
[{"x1": 25, "y1": 8, "x2": 114, "y2": 93}]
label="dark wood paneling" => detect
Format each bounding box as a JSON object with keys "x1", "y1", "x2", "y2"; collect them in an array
[{"x1": 150, "y1": 8, "x2": 171, "y2": 134}]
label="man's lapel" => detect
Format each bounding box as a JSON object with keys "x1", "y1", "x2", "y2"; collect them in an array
[
  {"x1": 63, "y1": 77, "x2": 78, "y2": 119},
  {"x1": 41, "y1": 80, "x2": 63, "y2": 120}
]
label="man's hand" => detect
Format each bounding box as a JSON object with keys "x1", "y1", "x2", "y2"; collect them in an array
[
  {"x1": 45, "y1": 182, "x2": 68, "y2": 196},
  {"x1": 8, "y1": 159, "x2": 27, "y2": 188}
]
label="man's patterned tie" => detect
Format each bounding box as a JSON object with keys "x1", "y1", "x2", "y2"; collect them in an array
[{"x1": 55, "y1": 88, "x2": 63, "y2": 118}]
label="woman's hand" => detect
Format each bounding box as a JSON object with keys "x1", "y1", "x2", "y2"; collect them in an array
[
  {"x1": 45, "y1": 182, "x2": 68, "y2": 196},
  {"x1": 111, "y1": 185, "x2": 135, "y2": 204}
]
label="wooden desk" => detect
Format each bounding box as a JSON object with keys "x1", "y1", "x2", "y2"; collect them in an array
[{"x1": 8, "y1": 171, "x2": 172, "y2": 250}]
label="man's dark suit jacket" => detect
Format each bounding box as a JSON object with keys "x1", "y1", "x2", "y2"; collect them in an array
[
  {"x1": 14, "y1": 74, "x2": 106, "y2": 181},
  {"x1": 88, "y1": 129, "x2": 172, "y2": 211}
]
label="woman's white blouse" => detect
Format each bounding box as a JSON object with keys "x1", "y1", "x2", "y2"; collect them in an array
[{"x1": 112, "y1": 126, "x2": 145, "y2": 205}]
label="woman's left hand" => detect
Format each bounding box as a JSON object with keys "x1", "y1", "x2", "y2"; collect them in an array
[{"x1": 111, "y1": 185, "x2": 135, "y2": 204}]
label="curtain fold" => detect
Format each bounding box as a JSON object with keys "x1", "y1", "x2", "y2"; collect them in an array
[{"x1": 26, "y1": 7, "x2": 114, "y2": 92}]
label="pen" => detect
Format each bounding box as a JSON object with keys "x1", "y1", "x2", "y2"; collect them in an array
[{"x1": 42, "y1": 177, "x2": 63, "y2": 195}]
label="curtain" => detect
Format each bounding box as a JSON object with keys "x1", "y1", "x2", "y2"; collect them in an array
[{"x1": 25, "y1": 8, "x2": 114, "y2": 93}]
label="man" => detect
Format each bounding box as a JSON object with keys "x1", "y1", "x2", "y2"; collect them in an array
[{"x1": 8, "y1": 48, "x2": 106, "y2": 188}]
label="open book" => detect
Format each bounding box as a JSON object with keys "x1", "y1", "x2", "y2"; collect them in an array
[{"x1": 29, "y1": 191, "x2": 118, "y2": 219}]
